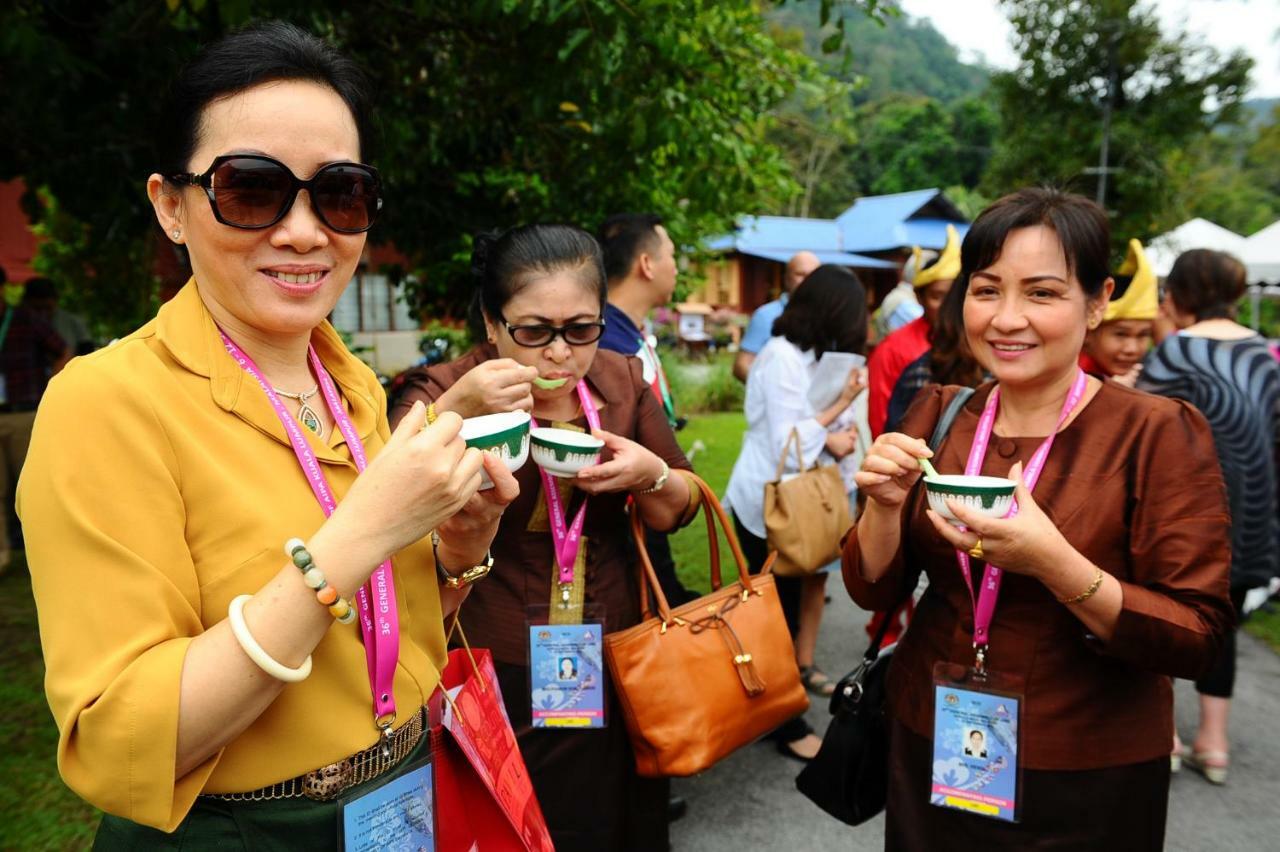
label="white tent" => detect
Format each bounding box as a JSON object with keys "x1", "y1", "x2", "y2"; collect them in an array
[
  {"x1": 1146, "y1": 218, "x2": 1247, "y2": 277},
  {"x1": 1242, "y1": 220, "x2": 1280, "y2": 284}
]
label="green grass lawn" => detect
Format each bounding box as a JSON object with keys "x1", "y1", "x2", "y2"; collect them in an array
[
  {"x1": 669, "y1": 411, "x2": 747, "y2": 595},
  {"x1": 1245, "y1": 604, "x2": 1280, "y2": 654},
  {"x1": 1, "y1": 555, "x2": 98, "y2": 851}
]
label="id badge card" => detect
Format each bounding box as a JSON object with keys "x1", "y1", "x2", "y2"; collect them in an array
[
  {"x1": 526, "y1": 604, "x2": 607, "y2": 729},
  {"x1": 338, "y1": 755, "x2": 435, "y2": 851},
  {"x1": 930, "y1": 661, "x2": 1023, "y2": 823}
]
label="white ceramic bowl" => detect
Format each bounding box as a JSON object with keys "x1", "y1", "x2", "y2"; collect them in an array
[
  {"x1": 924, "y1": 475, "x2": 1016, "y2": 527},
  {"x1": 530, "y1": 426, "x2": 604, "y2": 477},
  {"x1": 459, "y1": 411, "x2": 531, "y2": 488}
]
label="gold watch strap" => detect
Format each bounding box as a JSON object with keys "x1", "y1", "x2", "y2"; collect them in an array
[{"x1": 432, "y1": 530, "x2": 493, "y2": 589}]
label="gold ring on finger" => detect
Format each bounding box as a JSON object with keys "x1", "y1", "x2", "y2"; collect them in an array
[{"x1": 968, "y1": 538, "x2": 984, "y2": 560}]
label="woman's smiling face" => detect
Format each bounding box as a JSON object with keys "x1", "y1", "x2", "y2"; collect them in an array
[
  {"x1": 963, "y1": 225, "x2": 1108, "y2": 390},
  {"x1": 150, "y1": 79, "x2": 367, "y2": 340}
]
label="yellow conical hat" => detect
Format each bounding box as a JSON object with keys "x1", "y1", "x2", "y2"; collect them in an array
[
  {"x1": 1103, "y1": 239, "x2": 1157, "y2": 322},
  {"x1": 911, "y1": 224, "x2": 961, "y2": 288}
]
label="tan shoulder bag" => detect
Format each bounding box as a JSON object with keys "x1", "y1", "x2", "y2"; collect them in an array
[{"x1": 764, "y1": 427, "x2": 854, "y2": 577}]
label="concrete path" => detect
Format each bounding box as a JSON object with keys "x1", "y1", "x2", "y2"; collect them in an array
[{"x1": 672, "y1": 587, "x2": 1280, "y2": 851}]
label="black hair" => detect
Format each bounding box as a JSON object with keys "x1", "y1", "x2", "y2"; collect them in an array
[
  {"x1": 939, "y1": 187, "x2": 1111, "y2": 332},
  {"x1": 598, "y1": 213, "x2": 664, "y2": 283},
  {"x1": 158, "y1": 20, "x2": 375, "y2": 176},
  {"x1": 1165, "y1": 249, "x2": 1248, "y2": 321},
  {"x1": 770, "y1": 265, "x2": 868, "y2": 359},
  {"x1": 470, "y1": 224, "x2": 606, "y2": 335},
  {"x1": 23, "y1": 277, "x2": 56, "y2": 301}
]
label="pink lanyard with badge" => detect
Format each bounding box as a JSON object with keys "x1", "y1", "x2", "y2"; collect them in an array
[
  {"x1": 220, "y1": 331, "x2": 400, "y2": 734},
  {"x1": 953, "y1": 369, "x2": 1087, "y2": 671},
  {"x1": 533, "y1": 380, "x2": 601, "y2": 598}
]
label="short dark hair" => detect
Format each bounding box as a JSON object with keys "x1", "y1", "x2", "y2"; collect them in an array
[
  {"x1": 1165, "y1": 249, "x2": 1248, "y2": 321},
  {"x1": 470, "y1": 224, "x2": 606, "y2": 335},
  {"x1": 598, "y1": 214, "x2": 664, "y2": 283},
  {"x1": 940, "y1": 187, "x2": 1111, "y2": 332},
  {"x1": 770, "y1": 265, "x2": 868, "y2": 359},
  {"x1": 158, "y1": 21, "x2": 375, "y2": 176},
  {"x1": 23, "y1": 277, "x2": 57, "y2": 302}
]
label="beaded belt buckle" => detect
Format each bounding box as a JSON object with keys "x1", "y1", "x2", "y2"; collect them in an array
[{"x1": 204, "y1": 707, "x2": 426, "y2": 803}]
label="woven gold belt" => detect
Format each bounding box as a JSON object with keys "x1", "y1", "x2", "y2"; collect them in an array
[{"x1": 202, "y1": 706, "x2": 427, "y2": 803}]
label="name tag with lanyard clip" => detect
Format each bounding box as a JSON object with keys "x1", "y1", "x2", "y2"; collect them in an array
[
  {"x1": 338, "y1": 755, "x2": 436, "y2": 851},
  {"x1": 527, "y1": 380, "x2": 607, "y2": 729},
  {"x1": 930, "y1": 370, "x2": 1087, "y2": 825}
]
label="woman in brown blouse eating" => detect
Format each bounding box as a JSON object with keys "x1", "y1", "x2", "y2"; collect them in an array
[
  {"x1": 391, "y1": 224, "x2": 697, "y2": 852},
  {"x1": 845, "y1": 188, "x2": 1233, "y2": 850}
]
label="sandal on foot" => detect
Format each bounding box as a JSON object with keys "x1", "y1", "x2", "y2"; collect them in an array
[
  {"x1": 800, "y1": 665, "x2": 837, "y2": 697},
  {"x1": 1184, "y1": 750, "x2": 1229, "y2": 785}
]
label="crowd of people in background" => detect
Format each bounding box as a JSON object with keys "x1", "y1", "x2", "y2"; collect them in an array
[{"x1": 9, "y1": 19, "x2": 1278, "y2": 852}]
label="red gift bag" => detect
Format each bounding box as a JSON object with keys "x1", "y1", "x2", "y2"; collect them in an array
[{"x1": 434, "y1": 628, "x2": 554, "y2": 852}]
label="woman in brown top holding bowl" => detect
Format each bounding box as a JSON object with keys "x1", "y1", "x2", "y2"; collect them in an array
[
  {"x1": 845, "y1": 187, "x2": 1233, "y2": 850},
  {"x1": 391, "y1": 224, "x2": 697, "y2": 852}
]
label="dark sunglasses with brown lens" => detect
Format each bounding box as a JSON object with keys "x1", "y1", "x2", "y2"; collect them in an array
[{"x1": 168, "y1": 154, "x2": 383, "y2": 234}]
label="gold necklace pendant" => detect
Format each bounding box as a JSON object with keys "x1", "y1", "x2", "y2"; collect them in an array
[
  {"x1": 297, "y1": 401, "x2": 324, "y2": 438},
  {"x1": 273, "y1": 385, "x2": 324, "y2": 439}
]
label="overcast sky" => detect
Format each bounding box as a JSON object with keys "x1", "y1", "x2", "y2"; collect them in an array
[{"x1": 897, "y1": 0, "x2": 1280, "y2": 99}]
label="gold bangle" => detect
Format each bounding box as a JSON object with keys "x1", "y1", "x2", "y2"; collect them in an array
[
  {"x1": 1058, "y1": 566, "x2": 1104, "y2": 604},
  {"x1": 426, "y1": 402, "x2": 438, "y2": 425}
]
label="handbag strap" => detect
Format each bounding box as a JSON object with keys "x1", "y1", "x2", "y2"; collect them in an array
[
  {"x1": 773, "y1": 426, "x2": 805, "y2": 481},
  {"x1": 856, "y1": 386, "x2": 975, "y2": 664},
  {"x1": 634, "y1": 471, "x2": 773, "y2": 624}
]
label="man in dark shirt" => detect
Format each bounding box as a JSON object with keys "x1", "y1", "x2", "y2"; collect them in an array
[
  {"x1": 597, "y1": 213, "x2": 692, "y2": 824},
  {"x1": 0, "y1": 270, "x2": 68, "y2": 571},
  {"x1": 598, "y1": 214, "x2": 680, "y2": 429}
]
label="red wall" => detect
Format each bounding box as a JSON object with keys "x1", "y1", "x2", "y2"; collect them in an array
[{"x1": 0, "y1": 180, "x2": 39, "y2": 283}]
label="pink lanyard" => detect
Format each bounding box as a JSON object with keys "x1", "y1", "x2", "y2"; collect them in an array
[
  {"x1": 955, "y1": 369, "x2": 1087, "y2": 662},
  {"x1": 220, "y1": 332, "x2": 400, "y2": 729},
  {"x1": 533, "y1": 381, "x2": 602, "y2": 585}
]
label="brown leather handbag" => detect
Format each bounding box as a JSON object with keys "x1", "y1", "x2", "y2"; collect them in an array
[
  {"x1": 604, "y1": 473, "x2": 809, "y2": 777},
  {"x1": 764, "y1": 427, "x2": 854, "y2": 577}
]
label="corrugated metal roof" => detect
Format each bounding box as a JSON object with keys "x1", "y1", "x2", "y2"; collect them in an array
[
  {"x1": 739, "y1": 248, "x2": 897, "y2": 269},
  {"x1": 720, "y1": 215, "x2": 844, "y2": 251},
  {"x1": 706, "y1": 189, "x2": 970, "y2": 260},
  {"x1": 835, "y1": 189, "x2": 967, "y2": 252}
]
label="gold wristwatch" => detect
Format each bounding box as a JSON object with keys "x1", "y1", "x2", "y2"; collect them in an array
[
  {"x1": 431, "y1": 530, "x2": 494, "y2": 589},
  {"x1": 637, "y1": 460, "x2": 671, "y2": 495}
]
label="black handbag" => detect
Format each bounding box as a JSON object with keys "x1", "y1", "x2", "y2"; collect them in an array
[{"x1": 795, "y1": 386, "x2": 975, "y2": 826}]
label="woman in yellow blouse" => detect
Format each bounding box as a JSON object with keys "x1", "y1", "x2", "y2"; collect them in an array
[{"x1": 18, "y1": 22, "x2": 511, "y2": 847}]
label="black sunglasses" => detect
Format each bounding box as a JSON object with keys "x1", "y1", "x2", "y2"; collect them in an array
[
  {"x1": 168, "y1": 154, "x2": 383, "y2": 234},
  {"x1": 500, "y1": 315, "x2": 606, "y2": 348}
]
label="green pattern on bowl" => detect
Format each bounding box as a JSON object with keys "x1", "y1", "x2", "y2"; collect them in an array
[
  {"x1": 924, "y1": 475, "x2": 1016, "y2": 524},
  {"x1": 531, "y1": 435, "x2": 603, "y2": 462},
  {"x1": 465, "y1": 421, "x2": 528, "y2": 458}
]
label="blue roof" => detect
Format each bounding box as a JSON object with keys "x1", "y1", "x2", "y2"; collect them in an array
[
  {"x1": 716, "y1": 216, "x2": 844, "y2": 252},
  {"x1": 835, "y1": 189, "x2": 968, "y2": 253},
  {"x1": 707, "y1": 189, "x2": 969, "y2": 262},
  {"x1": 739, "y1": 248, "x2": 896, "y2": 270}
]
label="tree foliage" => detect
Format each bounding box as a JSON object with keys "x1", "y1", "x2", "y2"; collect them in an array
[
  {"x1": 984, "y1": 0, "x2": 1253, "y2": 245},
  {"x1": 1, "y1": 0, "x2": 871, "y2": 332}
]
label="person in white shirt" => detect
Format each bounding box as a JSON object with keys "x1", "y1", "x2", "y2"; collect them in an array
[{"x1": 725, "y1": 265, "x2": 868, "y2": 761}]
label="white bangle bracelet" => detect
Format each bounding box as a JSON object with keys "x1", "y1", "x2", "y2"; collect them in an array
[{"x1": 227, "y1": 594, "x2": 313, "y2": 683}]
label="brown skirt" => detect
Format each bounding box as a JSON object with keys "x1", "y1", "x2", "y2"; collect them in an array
[
  {"x1": 886, "y1": 719, "x2": 1169, "y2": 851},
  {"x1": 495, "y1": 660, "x2": 669, "y2": 852}
]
